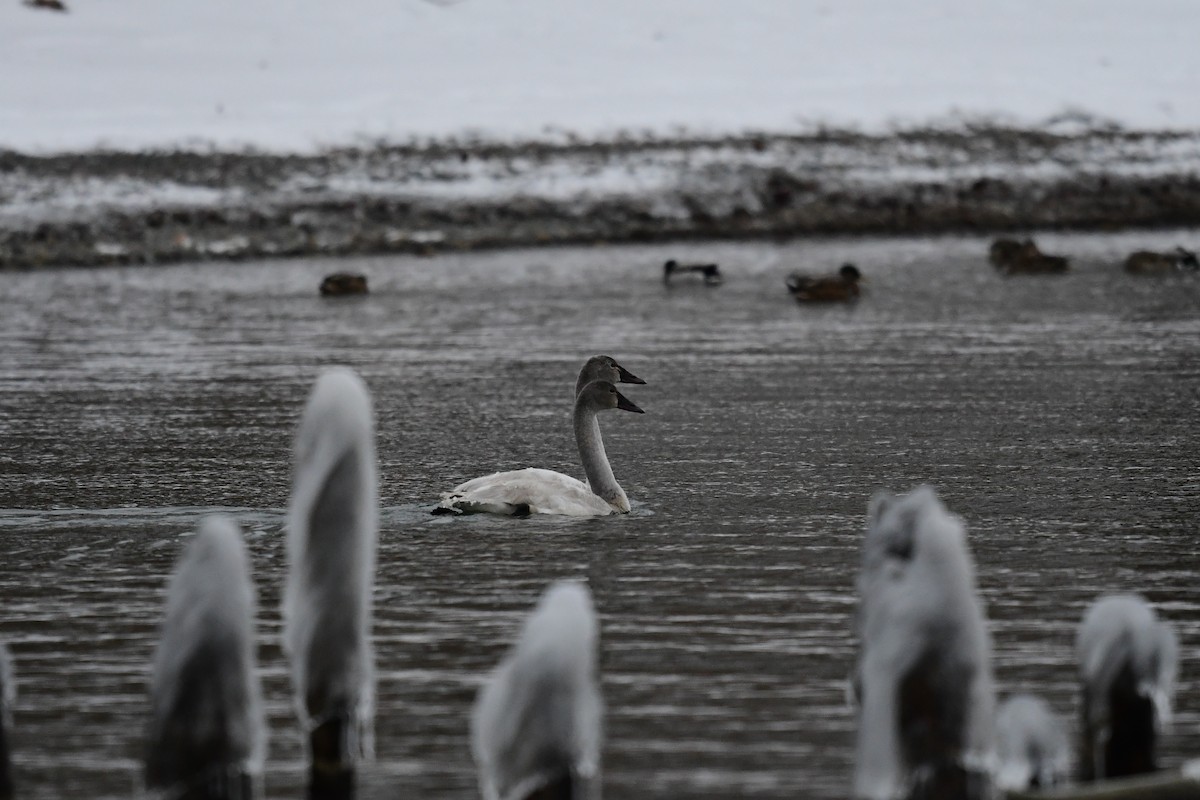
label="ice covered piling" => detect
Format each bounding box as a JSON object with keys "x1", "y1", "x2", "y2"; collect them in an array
[
  {"x1": 994, "y1": 694, "x2": 1070, "y2": 791},
  {"x1": 284, "y1": 367, "x2": 378, "y2": 799},
  {"x1": 471, "y1": 581, "x2": 603, "y2": 800},
  {"x1": 0, "y1": 640, "x2": 14, "y2": 800},
  {"x1": 851, "y1": 486, "x2": 995, "y2": 800},
  {"x1": 1077, "y1": 594, "x2": 1177, "y2": 781},
  {"x1": 144, "y1": 514, "x2": 265, "y2": 800}
]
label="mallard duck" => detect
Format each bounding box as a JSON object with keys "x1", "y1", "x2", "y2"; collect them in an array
[
  {"x1": 989, "y1": 238, "x2": 1069, "y2": 274},
  {"x1": 319, "y1": 273, "x2": 369, "y2": 296},
  {"x1": 1124, "y1": 247, "x2": 1199, "y2": 274},
  {"x1": 786, "y1": 263, "x2": 862, "y2": 302},
  {"x1": 663, "y1": 259, "x2": 722, "y2": 286}
]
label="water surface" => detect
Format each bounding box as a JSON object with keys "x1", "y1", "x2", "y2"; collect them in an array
[{"x1": 1, "y1": 231, "x2": 1198, "y2": 798}]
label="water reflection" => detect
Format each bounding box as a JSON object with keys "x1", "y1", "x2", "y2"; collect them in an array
[{"x1": 0, "y1": 230, "x2": 1198, "y2": 798}]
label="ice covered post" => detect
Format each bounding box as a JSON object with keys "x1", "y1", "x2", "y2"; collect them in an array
[
  {"x1": 851, "y1": 486, "x2": 995, "y2": 800},
  {"x1": 0, "y1": 640, "x2": 14, "y2": 800},
  {"x1": 144, "y1": 515, "x2": 266, "y2": 800},
  {"x1": 284, "y1": 368, "x2": 378, "y2": 799},
  {"x1": 1076, "y1": 593, "x2": 1177, "y2": 781},
  {"x1": 471, "y1": 580, "x2": 603, "y2": 800}
]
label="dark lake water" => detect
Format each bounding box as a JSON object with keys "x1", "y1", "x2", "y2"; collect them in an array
[{"x1": 1, "y1": 231, "x2": 1198, "y2": 799}]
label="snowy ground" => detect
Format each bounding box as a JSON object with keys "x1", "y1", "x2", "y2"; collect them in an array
[
  {"x1": 3, "y1": 1, "x2": 1199, "y2": 267},
  {"x1": 2, "y1": 0, "x2": 1199, "y2": 153}
]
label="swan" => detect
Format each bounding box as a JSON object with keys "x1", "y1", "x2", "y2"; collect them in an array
[
  {"x1": 471, "y1": 581, "x2": 603, "y2": 800},
  {"x1": 573, "y1": 354, "x2": 645, "y2": 398},
  {"x1": 851, "y1": 486, "x2": 995, "y2": 800},
  {"x1": 435, "y1": 379, "x2": 645, "y2": 517},
  {"x1": 786, "y1": 263, "x2": 863, "y2": 302},
  {"x1": 994, "y1": 694, "x2": 1070, "y2": 791},
  {"x1": 144, "y1": 514, "x2": 265, "y2": 798},
  {"x1": 0, "y1": 639, "x2": 13, "y2": 800},
  {"x1": 1076, "y1": 593, "x2": 1177, "y2": 781},
  {"x1": 283, "y1": 367, "x2": 378, "y2": 795}
]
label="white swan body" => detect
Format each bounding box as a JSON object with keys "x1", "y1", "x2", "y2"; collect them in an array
[
  {"x1": 283, "y1": 367, "x2": 378, "y2": 786},
  {"x1": 444, "y1": 467, "x2": 615, "y2": 517},
  {"x1": 145, "y1": 514, "x2": 265, "y2": 796},
  {"x1": 472, "y1": 581, "x2": 603, "y2": 800},
  {"x1": 437, "y1": 377, "x2": 644, "y2": 517}
]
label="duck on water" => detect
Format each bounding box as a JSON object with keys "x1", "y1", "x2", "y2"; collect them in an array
[
  {"x1": 435, "y1": 357, "x2": 645, "y2": 517},
  {"x1": 787, "y1": 263, "x2": 863, "y2": 302}
]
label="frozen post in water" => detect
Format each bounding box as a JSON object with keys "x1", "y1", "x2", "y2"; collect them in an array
[
  {"x1": 1076, "y1": 593, "x2": 1177, "y2": 781},
  {"x1": 0, "y1": 640, "x2": 14, "y2": 800},
  {"x1": 144, "y1": 515, "x2": 265, "y2": 800},
  {"x1": 994, "y1": 694, "x2": 1069, "y2": 791},
  {"x1": 472, "y1": 580, "x2": 603, "y2": 800},
  {"x1": 284, "y1": 368, "x2": 378, "y2": 799},
  {"x1": 852, "y1": 486, "x2": 995, "y2": 800}
]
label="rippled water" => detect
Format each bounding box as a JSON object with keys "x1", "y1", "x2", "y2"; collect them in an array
[{"x1": 1, "y1": 230, "x2": 1198, "y2": 799}]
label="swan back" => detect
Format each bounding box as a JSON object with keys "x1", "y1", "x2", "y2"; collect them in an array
[
  {"x1": 145, "y1": 514, "x2": 265, "y2": 795},
  {"x1": 284, "y1": 367, "x2": 378, "y2": 769},
  {"x1": 1076, "y1": 593, "x2": 1177, "y2": 780},
  {"x1": 852, "y1": 486, "x2": 994, "y2": 800},
  {"x1": 472, "y1": 581, "x2": 603, "y2": 800}
]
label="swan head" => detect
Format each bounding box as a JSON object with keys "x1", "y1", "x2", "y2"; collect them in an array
[
  {"x1": 577, "y1": 356, "x2": 645, "y2": 396},
  {"x1": 577, "y1": 380, "x2": 644, "y2": 414}
]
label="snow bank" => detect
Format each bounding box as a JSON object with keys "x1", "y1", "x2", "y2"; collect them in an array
[{"x1": 2, "y1": 0, "x2": 1199, "y2": 153}]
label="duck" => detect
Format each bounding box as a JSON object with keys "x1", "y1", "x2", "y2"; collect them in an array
[
  {"x1": 1076, "y1": 594, "x2": 1177, "y2": 781},
  {"x1": 574, "y1": 354, "x2": 645, "y2": 398},
  {"x1": 664, "y1": 259, "x2": 723, "y2": 286},
  {"x1": 1124, "y1": 247, "x2": 1199, "y2": 274},
  {"x1": 144, "y1": 515, "x2": 265, "y2": 799},
  {"x1": 284, "y1": 368, "x2": 379, "y2": 795},
  {"x1": 320, "y1": 273, "x2": 369, "y2": 296},
  {"x1": 851, "y1": 486, "x2": 995, "y2": 800},
  {"x1": 994, "y1": 694, "x2": 1070, "y2": 791},
  {"x1": 786, "y1": 263, "x2": 862, "y2": 302},
  {"x1": 471, "y1": 581, "x2": 602, "y2": 800},
  {"x1": 989, "y1": 238, "x2": 1069, "y2": 274},
  {"x1": 434, "y1": 379, "x2": 644, "y2": 517}
]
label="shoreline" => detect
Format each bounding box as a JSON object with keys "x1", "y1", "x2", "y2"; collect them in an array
[{"x1": 3, "y1": 125, "x2": 1200, "y2": 269}]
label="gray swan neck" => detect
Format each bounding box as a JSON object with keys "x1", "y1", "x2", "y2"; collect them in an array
[{"x1": 573, "y1": 399, "x2": 628, "y2": 512}]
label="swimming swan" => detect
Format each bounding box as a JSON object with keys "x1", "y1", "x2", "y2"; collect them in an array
[
  {"x1": 435, "y1": 380, "x2": 645, "y2": 517},
  {"x1": 471, "y1": 581, "x2": 603, "y2": 800},
  {"x1": 284, "y1": 367, "x2": 379, "y2": 795},
  {"x1": 144, "y1": 514, "x2": 265, "y2": 798}
]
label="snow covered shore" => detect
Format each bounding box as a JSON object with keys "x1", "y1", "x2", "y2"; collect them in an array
[
  {"x1": 3, "y1": 126, "x2": 1200, "y2": 269},
  {"x1": 3, "y1": 1, "x2": 1199, "y2": 267}
]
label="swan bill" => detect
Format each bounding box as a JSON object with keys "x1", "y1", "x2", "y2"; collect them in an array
[
  {"x1": 616, "y1": 364, "x2": 646, "y2": 385},
  {"x1": 615, "y1": 390, "x2": 644, "y2": 414}
]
